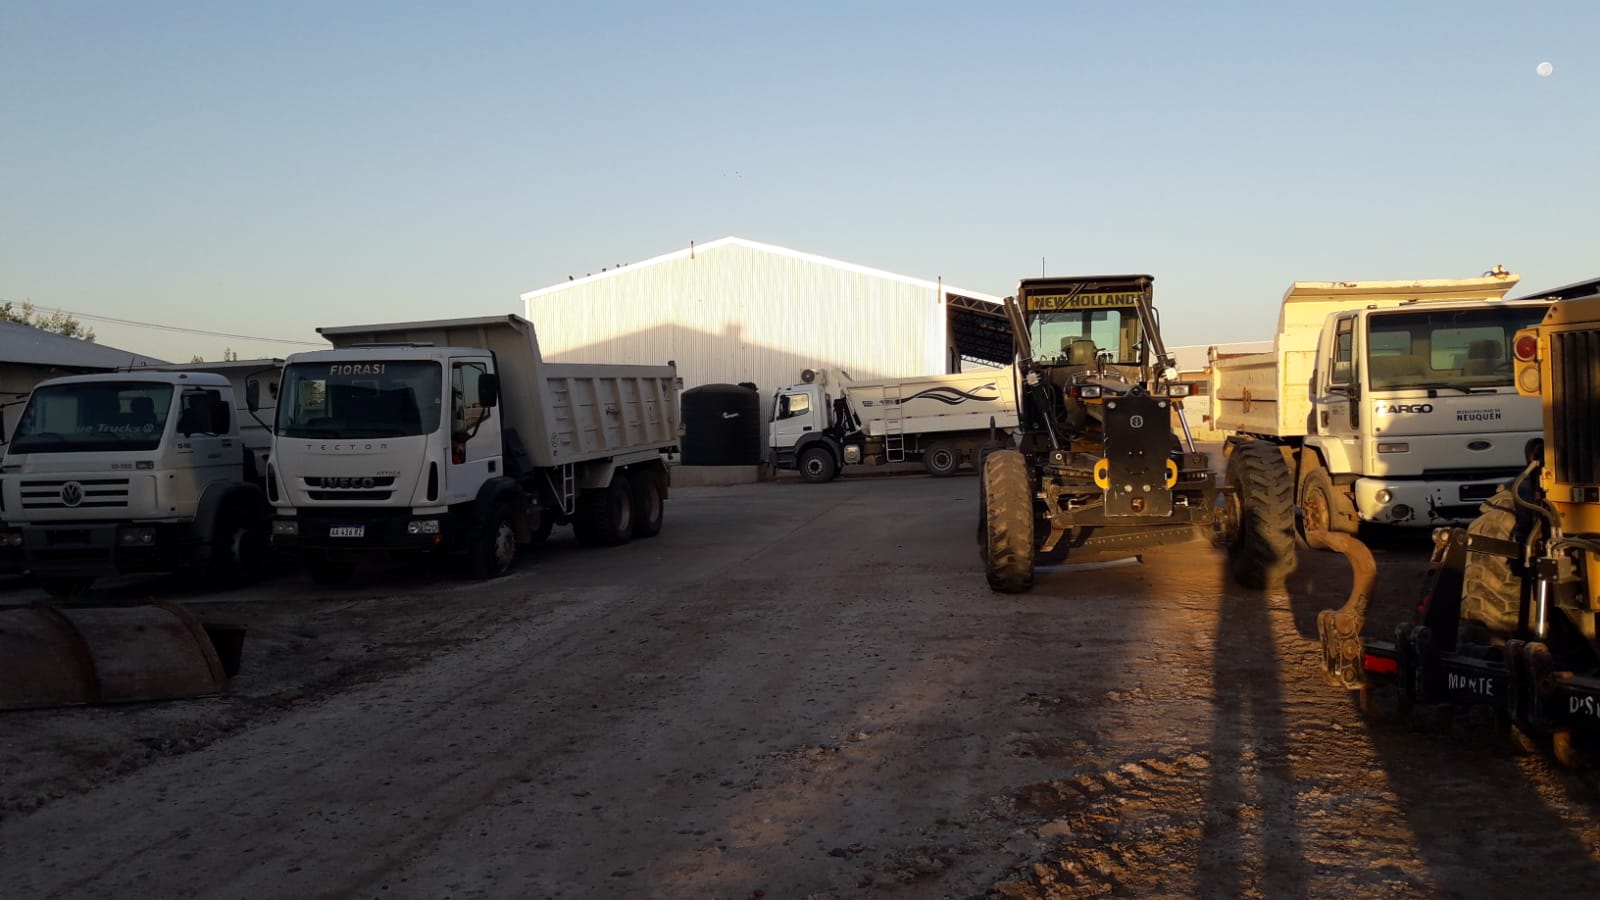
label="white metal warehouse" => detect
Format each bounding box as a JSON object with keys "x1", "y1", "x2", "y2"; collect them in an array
[{"x1": 520, "y1": 237, "x2": 1011, "y2": 420}]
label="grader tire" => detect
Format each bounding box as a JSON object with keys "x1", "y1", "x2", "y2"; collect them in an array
[
  {"x1": 1225, "y1": 440, "x2": 1296, "y2": 590},
  {"x1": 982, "y1": 449, "x2": 1034, "y2": 593}
]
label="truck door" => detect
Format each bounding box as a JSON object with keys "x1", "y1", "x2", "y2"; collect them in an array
[
  {"x1": 1321, "y1": 314, "x2": 1360, "y2": 435},
  {"x1": 449, "y1": 360, "x2": 501, "y2": 498},
  {"x1": 175, "y1": 387, "x2": 239, "y2": 498},
  {"x1": 770, "y1": 387, "x2": 820, "y2": 450}
]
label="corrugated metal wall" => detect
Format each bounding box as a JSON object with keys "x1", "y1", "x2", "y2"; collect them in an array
[{"x1": 524, "y1": 242, "x2": 948, "y2": 420}]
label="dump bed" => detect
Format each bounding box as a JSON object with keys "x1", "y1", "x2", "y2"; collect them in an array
[
  {"x1": 1209, "y1": 274, "x2": 1521, "y2": 438},
  {"x1": 318, "y1": 315, "x2": 678, "y2": 469},
  {"x1": 844, "y1": 368, "x2": 1018, "y2": 438}
]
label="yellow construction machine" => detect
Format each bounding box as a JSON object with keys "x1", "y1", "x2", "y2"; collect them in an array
[{"x1": 1315, "y1": 280, "x2": 1600, "y2": 764}]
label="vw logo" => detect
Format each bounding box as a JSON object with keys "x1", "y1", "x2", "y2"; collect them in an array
[{"x1": 60, "y1": 481, "x2": 84, "y2": 507}]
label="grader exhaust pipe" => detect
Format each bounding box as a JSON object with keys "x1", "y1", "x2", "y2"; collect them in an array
[{"x1": 1312, "y1": 530, "x2": 1378, "y2": 690}]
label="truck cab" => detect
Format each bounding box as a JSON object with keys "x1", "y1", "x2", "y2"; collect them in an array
[
  {"x1": 1308, "y1": 300, "x2": 1550, "y2": 525},
  {"x1": 0, "y1": 367, "x2": 276, "y2": 595},
  {"x1": 769, "y1": 381, "x2": 836, "y2": 477},
  {"x1": 267, "y1": 346, "x2": 505, "y2": 570}
]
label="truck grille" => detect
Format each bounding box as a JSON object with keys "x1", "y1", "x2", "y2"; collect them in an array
[
  {"x1": 1550, "y1": 329, "x2": 1600, "y2": 485},
  {"x1": 20, "y1": 478, "x2": 130, "y2": 510},
  {"x1": 306, "y1": 490, "x2": 393, "y2": 501}
]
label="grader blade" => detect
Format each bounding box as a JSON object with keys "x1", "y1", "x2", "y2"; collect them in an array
[
  {"x1": 0, "y1": 603, "x2": 232, "y2": 711},
  {"x1": 1313, "y1": 530, "x2": 1378, "y2": 690}
]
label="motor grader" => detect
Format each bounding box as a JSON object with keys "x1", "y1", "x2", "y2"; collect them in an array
[
  {"x1": 1315, "y1": 286, "x2": 1600, "y2": 764},
  {"x1": 979, "y1": 274, "x2": 1224, "y2": 592}
]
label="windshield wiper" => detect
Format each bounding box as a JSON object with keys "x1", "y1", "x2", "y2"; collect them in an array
[{"x1": 1400, "y1": 381, "x2": 1499, "y2": 395}]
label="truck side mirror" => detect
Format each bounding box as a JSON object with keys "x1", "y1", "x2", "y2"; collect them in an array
[
  {"x1": 479, "y1": 373, "x2": 499, "y2": 408},
  {"x1": 246, "y1": 380, "x2": 260, "y2": 413}
]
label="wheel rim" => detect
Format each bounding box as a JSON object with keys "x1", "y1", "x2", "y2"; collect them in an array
[
  {"x1": 804, "y1": 456, "x2": 824, "y2": 477},
  {"x1": 615, "y1": 489, "x2": 632, "y2": 534},
  {"x1": 1303, "y1": 483, "x2": 1330, "y2": 535},
  {"x1": 493, "y1": 519, "x2": 515, "y2": 571},
  {"x1": 645, "y1": 484, "x2": 662, "y2": 524},
  {"x1": 932, "y1": 449, "x2": 954, "y2": 472}
]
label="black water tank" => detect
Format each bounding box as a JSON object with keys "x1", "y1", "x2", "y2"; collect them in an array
[{"x1": 681, "y1": 383, "x2": 761, "y2": 466}]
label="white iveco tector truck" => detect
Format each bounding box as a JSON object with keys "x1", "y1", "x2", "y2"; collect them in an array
[{"x1": 263, "y1": 315, "x2": 679, "y2": 584}]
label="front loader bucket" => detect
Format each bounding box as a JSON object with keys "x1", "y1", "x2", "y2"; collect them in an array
[
  {"x1": 1313, "y1": 531, "x2": 1378, "y2": 690},
  {"x1": 0, "y1": 603, "x2": 229, "y2": 711}
]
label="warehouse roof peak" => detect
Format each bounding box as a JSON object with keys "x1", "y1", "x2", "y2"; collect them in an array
[{"x1": 520, "y1": 236, "x2": 1002, "y2": 305}]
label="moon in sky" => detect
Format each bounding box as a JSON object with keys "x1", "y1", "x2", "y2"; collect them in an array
[{"x1": 1537, "y1": 61, "x2": 1554, "y2": 77}]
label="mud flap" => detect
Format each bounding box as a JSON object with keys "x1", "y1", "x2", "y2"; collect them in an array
[{"x1": 0, "y1": 603, "x2": 231, "y2": 711}]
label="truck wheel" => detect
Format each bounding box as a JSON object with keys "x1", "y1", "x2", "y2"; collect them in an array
[
  {"x1": 629, "y1": 470, "x2": 665, "y2": 538},
  {"x1": 306, "y1": 553, "x2": 355, "y2": 586},
  {"x1": 982, "y1": 449, "x2": 1035, "y2": 593},
  {"x1": 1224, "y1": 440, "x2": 1297, "y2": 590},
  {"x1": 38, "y1": 576, "x2": 95, "y2": 600},
  {"x1": 468, "y1": 502, "x2": 517, "y2": 579},
  {"x1": 798, "y1": 445, "x2": 837, "y2": 484},
  {"x1": 1298, "y1": 468, "x2": 1356, "y2": 549},
  {"x1": 211, "y1": 505, "x2": 270, "y2": 589},
  {"x1": 574, "y1": 472, "x2": 633, "y2": 547},
  {"x1": 923, "y1": 441, "x2": 961, "y2": 478}
]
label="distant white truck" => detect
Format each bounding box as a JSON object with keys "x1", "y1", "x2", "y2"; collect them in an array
[
  {"x1": 769, "y1": 367, "x2": 1018, "y2": 482},
  {"x1": 1209, "y1": 270, "x2": 1552, "y2": 556},
  {"x1": 0, "y1": 360, "x2": 281, "y2": 597},
  {"x1": 263, "y1": 315, "x2": 679, "y2": 584}
]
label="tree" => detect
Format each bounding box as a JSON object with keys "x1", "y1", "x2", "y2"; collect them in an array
[
  {"x1": 0, "y1": 301, "x2": 95, "y2": 342},
  {"x1": 189, "y1": 348, "x2": 238, "y2": 364}
]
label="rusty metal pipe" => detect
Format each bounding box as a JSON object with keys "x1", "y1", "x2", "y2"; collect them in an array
[{"x1": 1313, "y1": 530, "x2": 1379, "y2": 690}]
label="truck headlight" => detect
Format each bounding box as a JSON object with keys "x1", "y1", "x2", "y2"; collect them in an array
[
  {"x1": 1072, "y1": 384, "x2": 1104, "y2": 399},
  {"x1": 0, "y1": 531, "x2": 22, "y2": 547},
  {"x1": 843, "y1": 445, "x2": 862, "y2": 464},
  {"x1": 272, "y1": 520, "x2": 299, "y2": 537},
  {"x1": 407, "y1": 519, "x2": 441, "y2": 535}
]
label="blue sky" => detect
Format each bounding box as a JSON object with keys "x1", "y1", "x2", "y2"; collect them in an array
[{"x1": 2, "y1": 1, "x2": 1593, "y2": 362}]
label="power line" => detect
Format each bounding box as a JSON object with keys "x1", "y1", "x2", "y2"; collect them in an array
[{"x1": 18, "y1": 304, "x2": 324, "y2": 346}]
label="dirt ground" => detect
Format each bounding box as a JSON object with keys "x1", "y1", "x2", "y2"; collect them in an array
[{"x1": 2, "y1": 474, "x2": 1598, "y2": 899}]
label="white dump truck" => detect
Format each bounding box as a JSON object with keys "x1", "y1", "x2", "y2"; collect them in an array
[
  {"x1": 263, "y1": 314, "x2": 679, "y2": 584},
  {"x1": 0, "y1": 360, "x2": 282, "y2": 597},
  {"x1": 770, "y1": 367, "x2": 1018, "y2": 482},
  {"x1": 1209, "y1": 270, "x2": 1552, "y2": 563}
]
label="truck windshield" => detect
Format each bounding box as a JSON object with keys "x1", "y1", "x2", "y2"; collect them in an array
[
  {"x1": 277, "y1": 361, "x2": 442, "y2": 438},
  {"x1": 1029, "y1": 308, "x2": 1144, "y2": 366},
  {"x1": 1366, "y1": 305, "x2": 1549, "y2": 391},
  {"x1": 9, "y1": 381, "x2": 173, "y2": 453}
]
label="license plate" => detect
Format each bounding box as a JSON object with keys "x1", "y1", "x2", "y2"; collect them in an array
[{"x1": 329, "y1": 526, "x2": 365, "y2": 538}]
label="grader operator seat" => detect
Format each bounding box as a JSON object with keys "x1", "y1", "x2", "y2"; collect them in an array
[{"x1": 1062, "y1": 338, "x2": 1099, "y2": 367}]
